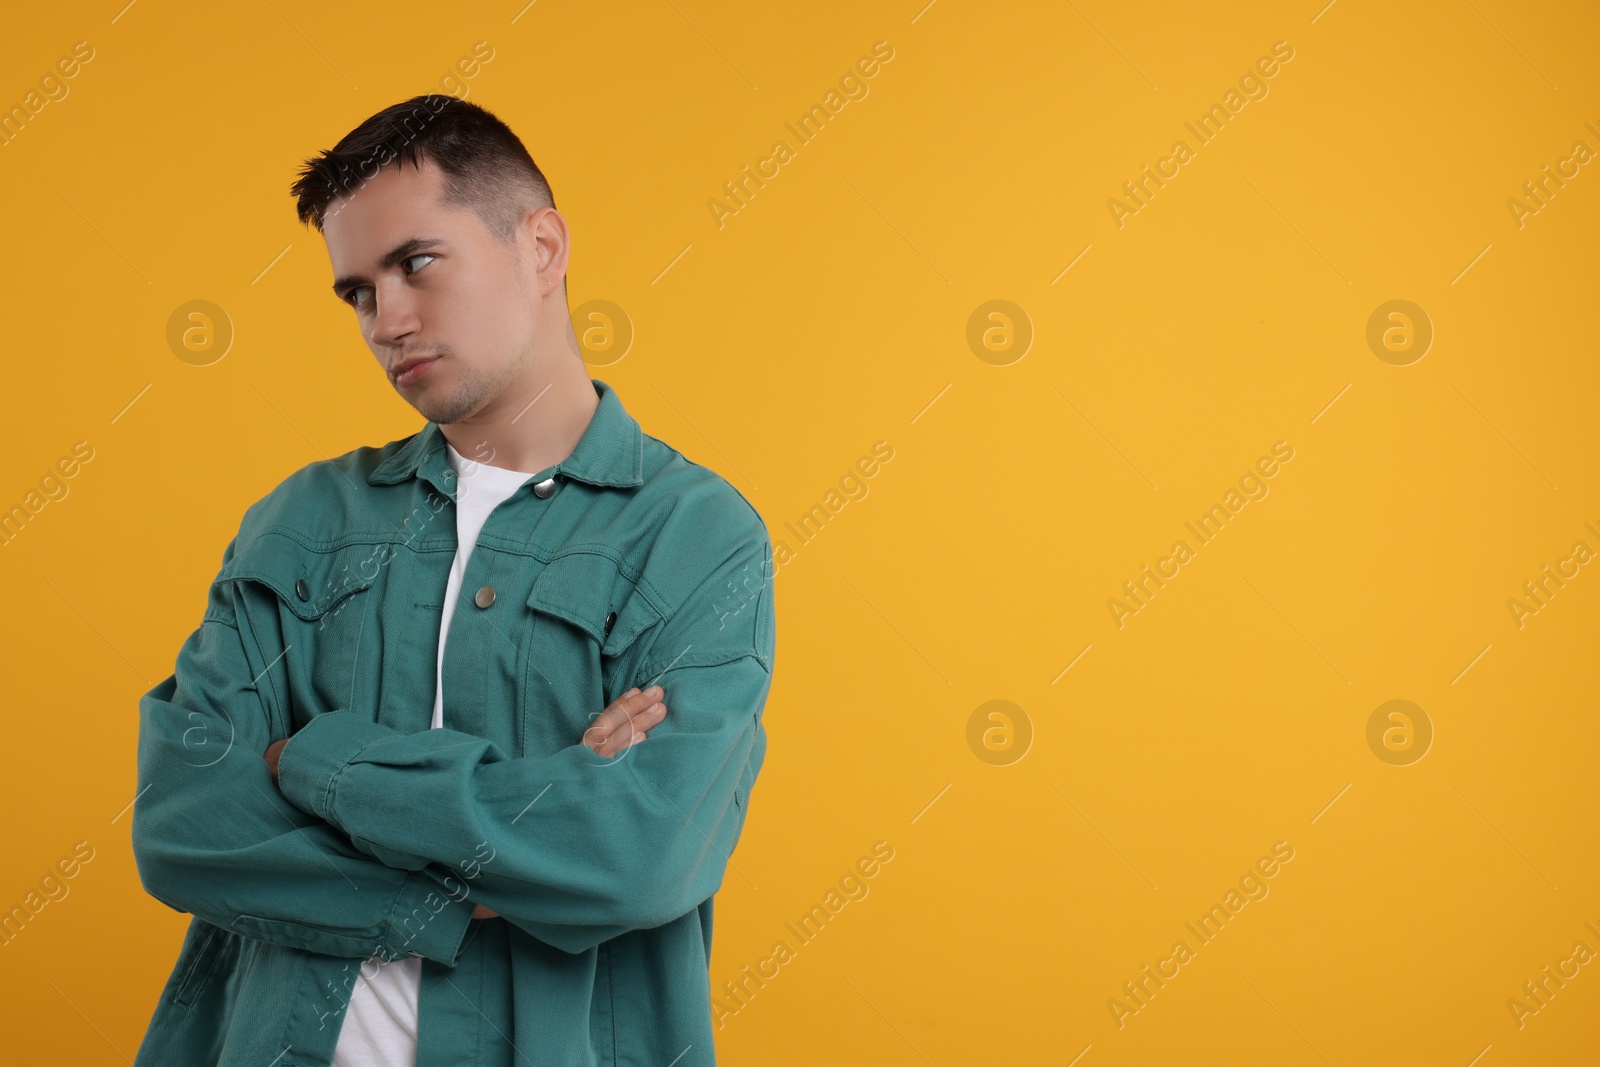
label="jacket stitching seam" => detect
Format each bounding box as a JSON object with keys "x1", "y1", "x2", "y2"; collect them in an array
[
  {"x1": 224, "y1": 592, "x2": 290, "y2": 740},
  {"x1": 636, "y1": 649, "x2": 769, "y2": 682},
  {"x1": 320, "y1": 741, "x2": 358, "y2": 822},
  {"x1": 606, "y1": 940, "x2": 618, "y2": 1067},
  {"x1": 322, "y1": 730, "x2": 396, "y2": 823},
  {"x1": 341, "y1": 590, "x2": 370, "y2": 715},
  {"x1": 172, "y1": 922, "x2": 219, "y2": 1007},
  {"x1": 376, "y1": 872, "x2": 419, "y2": 961},
  {"x1": 244, "y1": 526, "x2": 671, "y2": 607}
]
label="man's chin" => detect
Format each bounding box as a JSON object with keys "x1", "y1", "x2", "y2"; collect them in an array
[
  {"x1": 409, "y1": 394, "x2": 476, "y2": 427},
  {"x1": 407, "y1": 397, "x2": 454, "y2": 424}
]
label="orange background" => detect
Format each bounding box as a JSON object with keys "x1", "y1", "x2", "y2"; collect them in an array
[{"x1": 2, "y1": 1, "x2": 1597, "y2": 1063}]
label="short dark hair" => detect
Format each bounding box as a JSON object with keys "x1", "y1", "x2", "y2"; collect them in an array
[{"x1": 289, "y1": 94, "x2": 556, "y2": 242}]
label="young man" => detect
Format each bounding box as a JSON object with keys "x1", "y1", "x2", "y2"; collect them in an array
[{"x1": 131, "y1": 94, "x2": 775, "y2": 1067}]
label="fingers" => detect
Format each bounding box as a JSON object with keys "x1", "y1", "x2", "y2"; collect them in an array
[
  {"x1": 581, "y1": 685, "x2": 667, "y2": 757},
  {"x1": 598, "y1": 691, "x2": 665, "y2": 757},
  {"x1": 609, "y1": 729, "x2": 649, "y2": 756},
  {"x1": 593, "y1": 686, "x2": 661, "y2": 737},
  {"x1": 588, "y1": 703, "x2": 664, "y2": 758}
]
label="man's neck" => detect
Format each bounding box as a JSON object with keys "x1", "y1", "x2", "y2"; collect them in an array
[{"x1": 440, "y1": 367, "x2": 599, "y2": 476}]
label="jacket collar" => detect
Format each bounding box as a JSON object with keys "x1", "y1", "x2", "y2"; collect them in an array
[{"x1": 367, "y1": 377, "x2": 644, "y2": 492}]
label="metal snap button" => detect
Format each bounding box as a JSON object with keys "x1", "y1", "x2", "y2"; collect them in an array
[
  {"x1": 532, "y1": 476, "x2": 557, "y2": 499},
  {"x1": 295, "y1": 578, "x2": 310, "y2": 601},
  {"x1": 474, "y1": 585, "x2": 496, "y2": 609}
]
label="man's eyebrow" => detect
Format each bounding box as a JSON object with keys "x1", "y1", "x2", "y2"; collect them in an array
[{"x1": 330, "y1": 237, "x2": 446, "y2": 299}]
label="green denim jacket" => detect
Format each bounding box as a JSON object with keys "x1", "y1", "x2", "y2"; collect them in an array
[{"x1": 132, "y1": 378, "x2": 774, "y2": 1067}]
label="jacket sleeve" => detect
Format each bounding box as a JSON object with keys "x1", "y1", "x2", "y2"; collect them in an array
[
  {"x1": 132, "y1": 539, "x2": 477, "y2": 966},
  {"x1": 274, "y1": 534, "x2": 775, "y2": 956}
]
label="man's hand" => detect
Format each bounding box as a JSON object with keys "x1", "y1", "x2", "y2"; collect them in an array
[
  {"x1": 264, "y1": 738, "x2": 288, "y2": 783},
  {"x1": 582, "y1": 685, "x2": 667, "y2": 758}
]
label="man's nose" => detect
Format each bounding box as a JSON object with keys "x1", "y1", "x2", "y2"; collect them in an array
[{"x1": 369, "y1": 282, "x2": 421, "y2": 348}]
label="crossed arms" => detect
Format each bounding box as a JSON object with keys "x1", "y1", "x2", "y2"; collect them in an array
[
  {"x1": 132, "y1": 533, "x2": 773, "y2": 964},
  {"x1": 261, "y1": 685, "x2": 668, "y2": 919}
]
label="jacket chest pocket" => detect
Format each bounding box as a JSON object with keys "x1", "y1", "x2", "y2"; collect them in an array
[
  {"x1": 519, "y1": 552, "x2": 663, "y2": 759},
  {"x1": 220, "y1": 533, "x2": 383, "y2": 735}
]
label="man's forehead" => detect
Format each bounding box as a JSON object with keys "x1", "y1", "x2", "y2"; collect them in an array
[
  {"x1": 323, "y1": 164, "x2": 462, "y2": 264},
  {"x1": 325, "y1": 161, "x2": 435, "y2": 227}
]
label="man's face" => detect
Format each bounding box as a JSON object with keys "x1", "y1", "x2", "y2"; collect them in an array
[{"x1": 322, "y1": 158, "x2": 541, "y2": 425}]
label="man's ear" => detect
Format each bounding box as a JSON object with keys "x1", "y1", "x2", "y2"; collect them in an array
[{"x1": 526, "y1": 206, "x2": 570, "y2": 298}]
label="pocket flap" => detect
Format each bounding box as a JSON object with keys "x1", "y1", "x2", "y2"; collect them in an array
[
  {"x1": 526, "y1": 552, "x2": 660, "y2": 656},
  {"x1": 217, "y1": 532, "x2": 384, "y2": 622}
]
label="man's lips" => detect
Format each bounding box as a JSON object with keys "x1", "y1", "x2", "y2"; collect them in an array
[{"x1": 393, "y1": 356, "x2": 439, "y2": 385}]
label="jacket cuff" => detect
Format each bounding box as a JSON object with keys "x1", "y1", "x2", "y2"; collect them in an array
[
  {"x1": 382, "y1": 870, "x2": 476, "y2": 967},
  {"x1": 277, "y1": 711, "x2": 396, "y2": 821}
]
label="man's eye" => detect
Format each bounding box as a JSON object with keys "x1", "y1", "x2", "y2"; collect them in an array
[{"x1": 343, "y1": 254, "x2": 435, "y2": 310}]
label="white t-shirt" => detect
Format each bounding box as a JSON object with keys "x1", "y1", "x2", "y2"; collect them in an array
[{"x1": 331, "y1": 443, "x2": 538, "y2": 1067}]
